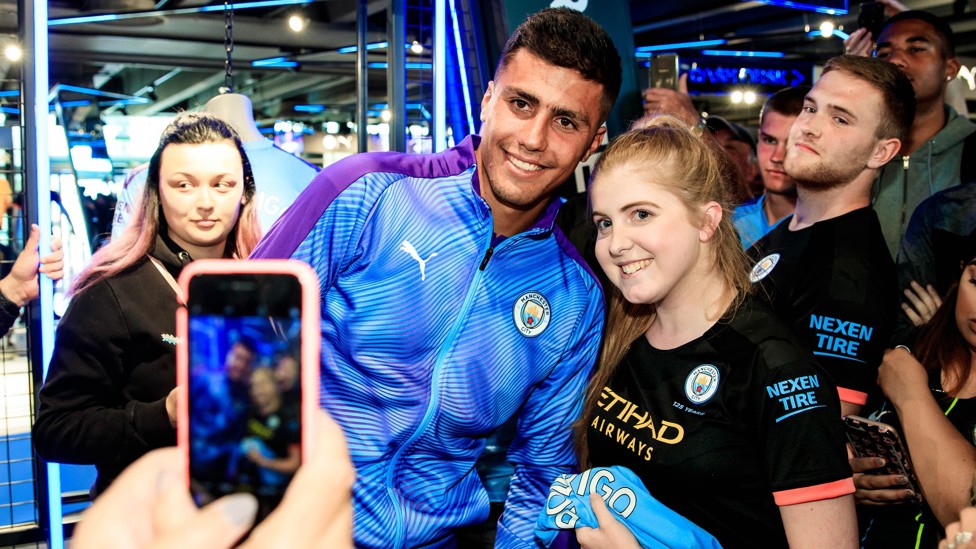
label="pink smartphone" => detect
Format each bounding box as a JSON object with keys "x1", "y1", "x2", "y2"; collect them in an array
[{"x1": 177, "y1": 259, "x2": 320, "y2": 526}]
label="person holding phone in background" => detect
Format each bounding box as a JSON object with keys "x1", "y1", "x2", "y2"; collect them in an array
[
  {"x1": 856, "y1": 237, "x2": 976, "y2": 548},
  {"x1": 573, "y1": 116, "x2": 856, "y2": 549},
  {"x1": 643, "y1": 57, "x2": 759, "y2": 204},
  {"x1": 32, "y1": 112, "x2": 262, "y2": 496},
  {"x1": 249, "y1": 7, "x2": 619, "y2": 547},
  {"x1": 847, "y1": 8, "x2": 976, "y2": 341},
  {"x1": 845, "y1": 0, "x2": 908, "y2": 55}
]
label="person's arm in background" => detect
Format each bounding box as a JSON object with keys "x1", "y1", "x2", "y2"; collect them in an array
[
  {"x1": 892, "y1": 193, "x2": 942, "y2": 343},
  {"x1": 496, "y1": 294, "x2": 604, "y2": 548},
  {"x1": 879, "y1": 347, "x2": 976, "y2": 526},
  {"x1": 246, "y1": 443, "x2": 301, "y2": 475},
  {"x1": 0, "y1": 224, "x2": 63, "y2": 333},
  {"x1": 843, "y1": 0, "x2": 910, "y2": 55},
  {"x1": 901, "y1": 281, "x2": 942, "y2": 327},
  {"x1": 642, "y1": 74, "x2": 700, "y2": 127}
]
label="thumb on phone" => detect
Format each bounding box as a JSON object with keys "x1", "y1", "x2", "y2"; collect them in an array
[{"x1": 678, "y1": 73, "x2": 689, "y2": 94}]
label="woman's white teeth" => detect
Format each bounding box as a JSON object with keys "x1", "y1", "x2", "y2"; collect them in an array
[
  {"x1": 510, "y1": 156, "x2": 542, "y2": 171},
  {"x1": 622, "y1": 259, "x2": 650, "y2": 274}
]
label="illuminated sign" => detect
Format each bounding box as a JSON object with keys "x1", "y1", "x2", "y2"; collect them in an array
[{"x1": 679, "y1": 58, "x2": 814, "y2": 95}]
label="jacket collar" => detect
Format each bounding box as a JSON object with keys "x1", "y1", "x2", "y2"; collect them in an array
[{"x1": 150, "y1": 232, "x2": 193, "y2": 279}]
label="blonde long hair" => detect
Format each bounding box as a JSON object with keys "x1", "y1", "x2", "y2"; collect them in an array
[
  {"x1": 71, "y1": 113, "x2": 261, "y2": 296},
  {"x1": 575, "y1": 115, "x2": 753, "y2": 468}
]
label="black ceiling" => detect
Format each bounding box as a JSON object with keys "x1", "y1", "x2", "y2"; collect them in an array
[{"x1": 2, "y1": 0, "x2": 974, "y2": 128}]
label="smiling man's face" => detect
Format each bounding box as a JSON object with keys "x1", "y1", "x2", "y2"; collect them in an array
[{"x1": 476, "y1": 49, "x2": 606, "y2": 232}]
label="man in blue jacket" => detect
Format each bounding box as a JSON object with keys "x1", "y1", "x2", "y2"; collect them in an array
[{"x1": 250, "y1": 7, "x2": 620, "y2": 548}]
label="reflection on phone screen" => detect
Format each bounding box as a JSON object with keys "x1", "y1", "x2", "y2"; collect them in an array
[{"x1": 188, "y1": 312, "x2": 302, "y2": 526}]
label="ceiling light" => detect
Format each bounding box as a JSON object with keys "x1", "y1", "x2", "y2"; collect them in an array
[
  {"x1": 251, "y1": 56, "x2": 299, "y2": 68},
  {"x1": 730, "y1": 91, "x2": 744, "y2": 104},
  {"x1": 410, "y1": 41, "x2": 424, "y2": 55},
  {"x1": 288, "y1": 14, "x2": 306, "y2": 32},
  {"x1": 701, "y1": 49, "x2": 785, "y2": 59},
  {"x1": 322, "y1": 134, "x2": 338, "y2": 150},
  {"x1": 636, "y1": 39, "x2": 727, "y2": 54},
  {"x1": 819, "y1": 21, "x2": 835, "y2": 38},
  {"x1": 4, "y1": 44, "x2": 21, "y2": 62},
  {"x1": 744, "y1": 91, "x2": 757, "y2": 104}
]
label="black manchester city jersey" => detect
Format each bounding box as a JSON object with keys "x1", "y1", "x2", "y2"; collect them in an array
[
  {"x1": 748, "y1": 207, "x2": 898, "y2": 406},
  {"x1": 588, "y1": 297, "x2": 854, "y2": 549}
]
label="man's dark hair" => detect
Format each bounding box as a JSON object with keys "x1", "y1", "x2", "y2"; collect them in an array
[
  {"x1": 760, "y1": 85, "x2": 810, "y2": 125},
  {"x1": 822, "y1": 55, "x2": 916, "y2": 141},
  {"x1": 496, "y1": 7, "x2": 622, "y2": 119},
  {"x1": 232, "y1": 336, "x2": 258, "y2": 355},
  {"x1": 880, "y1": 10, "x2": 956, "y2": 58}
]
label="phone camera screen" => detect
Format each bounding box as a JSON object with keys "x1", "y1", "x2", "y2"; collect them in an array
[{"x1": 187, "y1": 274, "x2": 303, "y2": 526}]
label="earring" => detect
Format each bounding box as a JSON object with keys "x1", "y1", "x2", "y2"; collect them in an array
[{"x1": 947, "y1": 75, "x2": 954, "y2": 82}]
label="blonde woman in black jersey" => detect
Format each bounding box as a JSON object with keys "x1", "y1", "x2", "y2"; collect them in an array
[{"x1": 573, "y1": 116, "x2": 857, "y2": 549}]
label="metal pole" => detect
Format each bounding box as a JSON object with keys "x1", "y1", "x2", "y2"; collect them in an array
[
  {"x1": 433, "y1": 0, "x2": 446, "y2": 152},
  {"x1": 356, "y1": 0, "x2": 368, "y2": 154},
  {"x1": 387, "y1": 0, "x2": 406, "y2": 152},
  {"x1": 24, "y1": 0, "x2": 62, "y2": 544}
]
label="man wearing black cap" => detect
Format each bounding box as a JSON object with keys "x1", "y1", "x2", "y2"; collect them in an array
[{"x1": 705, "y1": 116, "x2": 760, "y2": 202}]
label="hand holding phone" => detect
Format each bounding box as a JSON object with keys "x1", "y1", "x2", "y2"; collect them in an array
[
  {"x1": 858, "y1": 2, "x2": 886, "y2": 39},
  {"x1": 73, "y1": 409, "x2": 355, "y2": 549},
  {"x1": 649, "y1": 53, "x2": 679, "y2": 91},
  {"x1": 844, "y1": 414, "x2": 922, "y2": 502},
  {"x1": 177, "y1": 259, "x2": 321, "y2": 528}
]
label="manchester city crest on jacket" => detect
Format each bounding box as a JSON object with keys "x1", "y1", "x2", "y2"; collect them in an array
[{"x1": 513, "y1": 291, "x2": 551, "y2": 337}]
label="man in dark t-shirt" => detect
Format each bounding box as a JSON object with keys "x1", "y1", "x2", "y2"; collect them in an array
[{"x1": 747, "y1": 54, "x2": 915, "y2": 416}]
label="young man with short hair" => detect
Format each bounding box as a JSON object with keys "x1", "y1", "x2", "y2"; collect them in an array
[
  {"x1": 870, "y1": 10, "x2": 976, "y2": 259},
  {"x1": 251, "y1": 8, "x2": 621, "y2": 547},
  {"x1": 748, "y1": 55, "x2": 914, "y2": 417},
  {"x1": 733, "y1": 86, "x2": 809, "y2": 249}
]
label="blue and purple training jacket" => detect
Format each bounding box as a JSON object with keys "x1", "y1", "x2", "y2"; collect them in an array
[{"x1": 250, "y1": 135, "x2": 604, "y2": 548}]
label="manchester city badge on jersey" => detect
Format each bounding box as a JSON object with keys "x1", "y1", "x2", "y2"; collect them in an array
[
  {"x1": 749, "y1": 253, "x2": 781, "y2": 283},
  {"x1": 513, "y1": 291, "x2": 551, "y2": 337},
  {"x1": 684, "y1": 364, "x2": 720, "y2": 404}
]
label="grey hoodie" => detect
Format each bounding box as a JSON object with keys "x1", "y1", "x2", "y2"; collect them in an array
[{"x1": 871, "y1": 105, "x2": 976, "y2": 259}]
